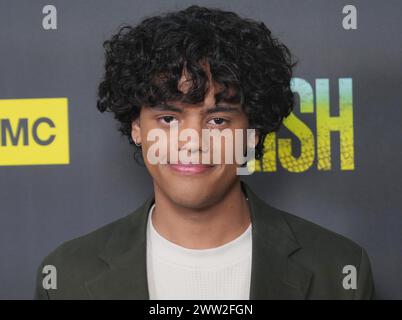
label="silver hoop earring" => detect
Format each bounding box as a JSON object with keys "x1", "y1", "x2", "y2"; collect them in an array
[{"x1": 134, "y1": 139, "x2": 141, "y2": 147}]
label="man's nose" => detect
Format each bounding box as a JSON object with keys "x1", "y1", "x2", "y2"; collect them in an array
[{"x1": 177, "y1": 119, "x2": 209, "y2": 155}]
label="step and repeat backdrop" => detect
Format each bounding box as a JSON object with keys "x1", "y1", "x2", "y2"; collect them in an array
[{"x1": 0, "y1": 0, "x2": 401, "y2": 299}]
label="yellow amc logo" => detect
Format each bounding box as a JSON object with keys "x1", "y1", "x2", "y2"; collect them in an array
[{"x1": 0, "y1": 98, "x2": 69, "y2": 166}]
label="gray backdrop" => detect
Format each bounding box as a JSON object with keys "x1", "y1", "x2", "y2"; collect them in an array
[{"x1": 0, "y1": 0, "x2": 401, "y2": 299}]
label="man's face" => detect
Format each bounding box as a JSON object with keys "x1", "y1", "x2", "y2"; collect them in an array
[{"x1": 131, "y1": 63, "x2": 257, "y2": 209}]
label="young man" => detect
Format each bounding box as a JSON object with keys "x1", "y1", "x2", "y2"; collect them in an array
[{"x1": 35, "y1": 5, "x2": 374, "y2": 299}]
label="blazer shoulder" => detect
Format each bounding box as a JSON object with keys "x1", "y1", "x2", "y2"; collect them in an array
[
  {"x1": 279, "y1": 208, "x2": 363, "y2": 259},
  {"x1": 276, "y1": 207, "x2": 375, "y2": 299},
  {"x1": 35, "y1": 206, "x2": 147, "y2": 299},
  {"x1": 40, "y1": 212, "x2": 132, "y2": 271}
]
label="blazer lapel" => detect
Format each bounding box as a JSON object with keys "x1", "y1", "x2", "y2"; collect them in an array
[
  {"x1": 241, "y1": 181, "x2": 313, "y2": 299},
  {"x1": 84, "y1": 195, "x2": 154, "y2": 299},
  {"x1": 85, "y1": 181, "x2": 312, "y2": 300}
]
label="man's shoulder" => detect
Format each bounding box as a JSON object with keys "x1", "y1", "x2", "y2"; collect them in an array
[
  {"x1": 268, "y1": 205, "x2": 375, "y2": 298},
  {"x1": 39, "y1": 212, "x2": 133, "y2": 275},
  {"x1": 35, "y1": 212, "x2": 136, "y2": 299},
  {"x1": 280, "y1": 208, "x2": 363, "y2": 259},
  {"x1": 276, "y1": 205, "x2": 374, "y2": 292},
  {"x1": 246, "y1": 182, "x2": 364, "y2": 261}
]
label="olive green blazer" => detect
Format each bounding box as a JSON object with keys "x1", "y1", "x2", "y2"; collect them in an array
[{"x1": 35, "y1": 181, "x2": 375, "y2": 299}]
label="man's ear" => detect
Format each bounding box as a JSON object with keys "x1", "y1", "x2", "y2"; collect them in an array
[{"x1": 131, "y1": 117, "x2": 141, "y2": 144}]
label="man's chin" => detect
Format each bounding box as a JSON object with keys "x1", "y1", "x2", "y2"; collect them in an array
[
  {"x1": 163, "y1": 187, "x2": 216, "y2": 210},
  {"x1": 153, "y1": 164, "x2": 236, "y2": 209}
]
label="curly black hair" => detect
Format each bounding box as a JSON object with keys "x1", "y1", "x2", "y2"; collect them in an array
[{"x1": 96, "y1": 5, "x2": 297, "y2": 164}]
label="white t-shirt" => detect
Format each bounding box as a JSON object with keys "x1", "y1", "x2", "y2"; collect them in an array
[{"x1": 146, "y1": 203, "x2": 252, "y2": 300}]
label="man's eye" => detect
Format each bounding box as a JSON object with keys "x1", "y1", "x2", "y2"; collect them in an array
[
  {"x1": 208, "y1": 117, "x2": 228, "y2": 126},
  {"x1": 158, "y1": 116, "x2": 178, "y2": 125}
]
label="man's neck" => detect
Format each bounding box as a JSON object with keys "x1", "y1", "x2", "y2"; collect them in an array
[{"x1": 151, "y1": 180, "x2": 251, "y2": 249}]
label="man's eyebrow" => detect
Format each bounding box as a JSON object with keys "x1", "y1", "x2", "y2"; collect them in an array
[
  {"x1": 152, "y1": 103, "x2": 241, "y2": 114},
  {"x1": 205, "y1": 105, "x2": 241, "y2": 114}
]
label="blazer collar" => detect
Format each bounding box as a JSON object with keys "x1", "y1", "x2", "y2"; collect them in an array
[{"x1": 85, "y1": 181, "x2": 312, "y2": 299}]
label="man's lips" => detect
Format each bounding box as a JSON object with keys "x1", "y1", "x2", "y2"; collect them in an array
[{"x1": 167, "y1": 162, "x2": 215, "y2": 174}]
